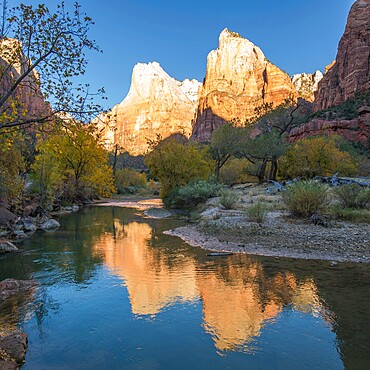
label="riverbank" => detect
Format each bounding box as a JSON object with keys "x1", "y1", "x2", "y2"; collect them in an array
[
  {"x1": 96, "y1": 192, "x2": 370, "y2": 263},
  {"x1": 163, "y1": 183, "x2": 370, "y2": 263},
  {"x1": 164, "y1": 217, "x2": 370, "y2": 263}
]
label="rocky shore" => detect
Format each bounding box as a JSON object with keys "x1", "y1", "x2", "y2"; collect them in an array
[{"x1": 0, "y1": 279, "x2": 38, "y2": 369}]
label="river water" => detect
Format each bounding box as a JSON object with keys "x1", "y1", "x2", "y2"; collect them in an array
[{"x1": 1, "y1": 206, "x2": 369, "y2": 369}]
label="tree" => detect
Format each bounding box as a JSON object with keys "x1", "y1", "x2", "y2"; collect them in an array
[
  {"x1": 32, "y1": 123, "x2": 115, "y2": 204},
  {"x1": 0, "y1": 1, "x2": 104, "y2": 132},
  {"x1": 145, "y1": 137, "x2": 213, "y2": 202},
  {"x1": 232, "y1": 99, "x2": 309, "y2": 182},
  {"x1": 279, "y1": 136, "x2": 359, "y2": 179},
  {"x1": 235, "y1": 128, "x2": 288, "y2": 183},
  {"x1": 210, "y1": 123, "x2": 242, "y2": 181}
]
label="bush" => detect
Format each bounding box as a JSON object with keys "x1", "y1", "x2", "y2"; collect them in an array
[
  {"x1": 329, "y1": 205, "x2": 370, "y2": 223},
  {"x1": 246, "y1": 201, "x2": 268, "y2": 223},
  {"x1": 169, "y1": 180, "x2": 222, "y2": 209},
  {"x1": 219, "y1": 190, "x2": 239, "y2": 209},
  {"x1": 115, "y1": 168, "x2": 147, "y2": 194},
  {"x1": 282, "y1": 181, "x2": 329, "y2": 217},
  {"x1": 334, "y1": 184, "x2": 370, "y2": 209}
]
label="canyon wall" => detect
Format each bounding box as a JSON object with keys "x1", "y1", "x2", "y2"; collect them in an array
[{"x1": 314, "y1": 0, "x2": 370, "y2": 111}]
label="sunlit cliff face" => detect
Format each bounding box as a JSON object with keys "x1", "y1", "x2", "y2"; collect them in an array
[{"x1": 93, "y1": 220, "x2": 326, "y2": 352}]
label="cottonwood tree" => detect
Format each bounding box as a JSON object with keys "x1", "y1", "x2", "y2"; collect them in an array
[
  {"x1": 210, "y1": 123, "x2": 243, "y2": 181},
  {"x1": 0, "y1": 1, "x2": 105, "y2": 132}
]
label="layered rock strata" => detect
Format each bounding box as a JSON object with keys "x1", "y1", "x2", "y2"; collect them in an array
[
  {"x1": 289, "y1": 106, "x2": 370, "y2": 144},
  {"x1": 191, "y1": 29, "x2": 298, "y2": 142},
  {"x1": 97, "y1": 62, "x2": 200, "y2": 155},
  {"x1": 314, "y1": 0, "x2": 370, "y2": 110}
]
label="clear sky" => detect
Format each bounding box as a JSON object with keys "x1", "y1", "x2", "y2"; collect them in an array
[{"x1": 25, "y1": 0, "x2": 354, "y2": 110}]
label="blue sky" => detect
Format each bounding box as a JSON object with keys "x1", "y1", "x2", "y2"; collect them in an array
[{"x1": 25, "y1": 0, "x2": 354, "y2": 110}]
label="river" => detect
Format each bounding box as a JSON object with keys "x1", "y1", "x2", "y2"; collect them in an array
[{"x1": 1, "y1": 205, "x2": 369, "y2": 369}]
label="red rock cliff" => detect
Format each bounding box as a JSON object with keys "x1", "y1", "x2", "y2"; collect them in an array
[{"x1": 314, "y1": 0, "x2": 370, "y2": 111}]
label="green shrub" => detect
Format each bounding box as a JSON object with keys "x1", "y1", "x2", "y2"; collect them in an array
[
  {"x1": 334, "y1": 184, "x2": 370, "y2": 209},
  {"x1": 115, "y1": 168, "x2": 147, "y2": 194},
  {"x1": 169, "y1": 180, "x2": 222, "y2": 209},
  {"x1": 357, "y1": 188, "x2": 370, "y2": 209},
  {"x1": 219, "y1": 190, "x2": 239, "y2": 210},
  {"x1": 282, "y1": 180, "x2": 329, "y2": 217},
  {"x1": 246, "y1": 201, "x2": 268, "y2": 224},
  {"x1": 329, "y1": 205, "x2": 370, "y2": 223}
]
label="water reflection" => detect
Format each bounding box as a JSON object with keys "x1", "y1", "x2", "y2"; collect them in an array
[
  {"x1": 94, "y1": 221, "x2": 198, "y2": 316},
  {"x1": 92, "y1": 216, "x2": 325, "y2": 352},
  {"x1": 2, "y1": 206, "x2": 369, "y2": 369}
]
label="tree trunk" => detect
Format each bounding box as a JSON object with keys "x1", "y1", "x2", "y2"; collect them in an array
[
  {"x1": 257, "y1": 159, "x2": 267, "y2": 184},
  {"x1": 269, "y1": 156, "x2": 278, "y2": 181},
  {"x1": 113, "y1": 144, "x2": 118, "y2": 178}
]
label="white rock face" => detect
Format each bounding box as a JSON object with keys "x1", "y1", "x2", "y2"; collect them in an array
[
  {"x1": 291, "y1": 70, "x2": 323, "y2": 102},
  {"x1": 97, "y1": 62, "x2": 200, "y2": 155},
  {"x1": 177, "y1": 79, "x2": 201, "y2": 102}
]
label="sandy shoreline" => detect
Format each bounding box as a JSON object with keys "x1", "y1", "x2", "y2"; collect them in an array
[{"x1": 164, "y1": 224, "x2": 370, "y2": 263}]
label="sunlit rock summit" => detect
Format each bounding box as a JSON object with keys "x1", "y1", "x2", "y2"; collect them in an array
[
  {"x1": 191, "y1": 29, "x2": 298, "y2": 142},
  {"x1": 291, "y1": 71, "x2": 323, "y2": 102},
  {"x1": 97, "y1": 62, "x2": 200, "y2": 156}
]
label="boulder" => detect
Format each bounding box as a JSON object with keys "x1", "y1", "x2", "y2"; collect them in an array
[
  {"x1": 0, "y1": 279, "x2": 38, "y2": 302},
  {"x1": 40, "y1": 219, "x2": 60, "y2": 230},
  {"x1": 0, "y1": 359, "x2": 19, "y2": 370},
  {"x1": 0, "y1": 333, "x2": 28, "y2": 365},
  {"x1": 144, "y1": 208, "x2": 172, "y2": 219},
  {"x1": 200, "y1": 207, "x2": 221, "y2": 220},
  {"x1": 22, "y1": 218, "x2": 37, "y2": 233},
  {"x1": 0, "y1": 241, "x2": 18, "y2": 254},
  {"x1": 0, "y1": 209, "x2": 16, "y2": 228},
  {"x1": 11, "y1": 230, "x2": 27, "y2": 239}
]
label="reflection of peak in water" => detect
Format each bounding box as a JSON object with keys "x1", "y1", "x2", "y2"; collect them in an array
[
  {"x1": 94, "y1": 221, "x2": 199, "y2": 316},
  {"x1": 93, "y1": 218, "x2": 326, "y2": 351},
  {"x1": 197, "y1": 264, "x2": 325, "y2": 352}
]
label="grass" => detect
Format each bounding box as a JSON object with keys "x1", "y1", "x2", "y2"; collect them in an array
[
  {"x1": 219, "y1": 190, "x2": 239, "y2": 210},
  {"x1": 245, "y1": 202, "x2": 269, "y2": 224}
]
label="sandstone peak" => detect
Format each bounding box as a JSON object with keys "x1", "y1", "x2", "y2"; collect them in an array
[
  {"x1": 192, "y1": 29, "x2": 297, "y2": 141},
  {"x1": 97, "y1": 62, "x2": 200, "y2": 155}
]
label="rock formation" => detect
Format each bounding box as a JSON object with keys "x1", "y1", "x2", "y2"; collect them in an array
[
  {"x1": 290, "y1": 0, "x2": 370, "y2": 144},
  {"x1": 97, "y1": 62, "x2": 200, "y2": 156},
  {"x1": 289, "y1": 106, "x2": 370, "y2": 144},
  {"x1": 191, "y1": 29, "x2": 298, "y2": 142},
  {"x1": 0, "y1": 38, "x2": 47, "y2": 123},
  {"x1": 291, "y1": 71, "x2": 323, "y2": 102},
  {"x1": 314, "y1": 0, "x2": 370, "y2": 111}
]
